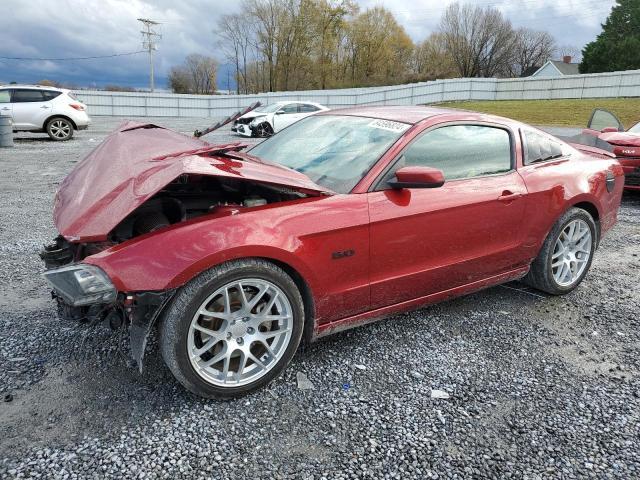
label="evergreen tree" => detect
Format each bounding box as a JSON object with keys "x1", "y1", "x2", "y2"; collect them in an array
[{"x1": 580, "y1": 0, "x2": 640, "y2": 73}]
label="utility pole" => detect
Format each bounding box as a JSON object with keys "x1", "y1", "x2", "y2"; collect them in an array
[{"x1": 137, "y1": 18, "x2": 161, "y2": 92}]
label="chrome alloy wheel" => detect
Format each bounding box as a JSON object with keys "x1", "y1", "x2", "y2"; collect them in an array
[
  {"x1": 188, "y1": 279, "x2": 293, "y2": 387},
  {"x1": 551, "y1": 219, "x2": 592, "y2": 287},
  {"x1": 49, "y1": 120, "x2": 71, "y2": 139}
]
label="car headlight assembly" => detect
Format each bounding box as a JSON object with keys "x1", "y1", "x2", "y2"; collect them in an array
[
  {"x1": 43, "y1": 264, "x2": 116, "y2": 307},
  {"x1": 249, "y1": 117, "x2": 262, "y2": 127}
]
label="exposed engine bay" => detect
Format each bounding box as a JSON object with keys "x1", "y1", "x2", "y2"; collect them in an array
[
  {"x1": 42, "y1": 174, "x2": 307, "y2": 267},
  {"x1": 111, "y1": 174, "x2": 307, "y2": 243}
]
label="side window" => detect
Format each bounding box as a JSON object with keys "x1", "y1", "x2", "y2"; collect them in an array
[
  {"x1": 42, "y1": 90, "x2": 62, "y2": 100},
  {"x1": 0, "y1": 90, "x2": 10, "y2": 103},
  {"x1": 399, "y1": 125, "x2": 512, "y2": 181},
  {"x1": 12, "y1": 89, "x2": 45, "y2": 103},
  {"x1": 279, "y1": 104, "x2": 299, "y2": 114},
  {"x1": 523, "y1": 130, "x2": 565, "y2": 165},
  {"x1": 298, "y1": 104, "x2": 319, "y2": 113}
]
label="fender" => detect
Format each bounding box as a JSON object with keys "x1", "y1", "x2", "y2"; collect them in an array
[
  {"x1": 84, "y1": 193, "x2": 371, "y2": 325},
  {"x1": 85, "y1": 217, "x2": 321, "y2": 295}
]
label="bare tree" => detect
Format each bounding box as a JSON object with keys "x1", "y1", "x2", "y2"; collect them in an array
[
  {"x1": 217, "y1": 13, "x2": 255, "y2": 94},
  {"x1": 412, "y1": 33, "x2": 457, "y2": 81},
  {"x1": 439, "y1": 2, "x2": 517, "y2": 78},
  {"x1": 511, "y1": 28, "x2": 556, "y2": 77},
  {"x1": 557, "y1": 44, "x2": 581, "y2": 62},
  {"x1": 168, "y1": 54, "x2": 218, "y2": 94}
]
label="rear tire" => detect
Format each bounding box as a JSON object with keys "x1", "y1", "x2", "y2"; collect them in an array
[
  {"x1": 523, "y1": 207, "x2": 597, "y2": 295},
  {"x1": 46, "y1": 117, "x2": 74, "y2": 141},
  {"x1": 159, "y1": 259, "x2": 304, "y2": 399}
]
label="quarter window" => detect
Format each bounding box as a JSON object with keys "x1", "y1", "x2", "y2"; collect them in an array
[
  {"x1": 0, "y1": 90, "x2": 9, "y2": 103},
  {"x1": 523, "y1": 130, "x2": 565, "y2": 165},
  {"x1": 42, "y1": 90, "x2": 62, "y2": 100},
  {"x1": 298, "y1": 104, "x2": 319, "y2": 113},
  {"x1": 11, "y1": 89, "x2": 45, "y2": 103},
  {"x1": 400, "y1": 125, "x2": 512, "y2": 180}
]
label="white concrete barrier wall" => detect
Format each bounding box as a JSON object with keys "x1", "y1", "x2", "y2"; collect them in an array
[{"x1": 75, "y1": 69, "x2": 640, "y2": 119}]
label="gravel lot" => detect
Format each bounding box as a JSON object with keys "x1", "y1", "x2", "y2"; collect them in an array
[{"x1": 1, "y1": 117, "x2": 639, "y2": 479}]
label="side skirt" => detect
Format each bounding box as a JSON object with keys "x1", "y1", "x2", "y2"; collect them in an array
[{"x1": 313, "y1": 266, "x2": 530, "y2": 339}]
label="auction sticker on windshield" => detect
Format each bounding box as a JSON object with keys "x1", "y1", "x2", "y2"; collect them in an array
[{"x1": 367, "y1": 119, "x2": 410, "y2": 133}]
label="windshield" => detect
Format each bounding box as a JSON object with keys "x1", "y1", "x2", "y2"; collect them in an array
[
  {"x1": 248, "y1": 115, "x2": 409, "y2": 193},
  {"x1": 254, "y1": 103, "x2": 284, "y2": 114},
  {"x1": 629, "y1": 121, "x2": 640, "y2": 134}
]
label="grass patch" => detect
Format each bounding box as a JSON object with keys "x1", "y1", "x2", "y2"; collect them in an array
[{"x1": 438, "y1": 98, "x2": 640, "y2": 127}]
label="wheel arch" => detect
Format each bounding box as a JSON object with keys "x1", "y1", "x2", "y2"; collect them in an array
[
  {"x1": 43, "y1": 114, "x2": 77, "y2": 130},
  {"x1": 569, "y1": 200, "x2": 601, "y2": 245},
  {"x1": 160, "y1": 250, "x2": 318, "y2": 343},
  {"x1": 256, "y1": 257, "x2": 316, "y2": 345}
]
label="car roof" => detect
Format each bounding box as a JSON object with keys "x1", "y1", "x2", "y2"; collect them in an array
[
  {"x1": 319, "y1": 105, "x2": 465, "y2": 125},
  {"x1": 271, "y1": 100, "x2": 322, "y2": 106},
  {"x1": 0, "y1": 84, "x2": 67, "y2": 92}
]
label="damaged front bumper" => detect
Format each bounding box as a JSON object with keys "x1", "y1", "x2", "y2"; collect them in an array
[
  {"x1": 231, "y1": 123, "x2": 254, "y2": 137},
  {"x1": 41, "y1": 241, "x2": 174, "y2": 371}
]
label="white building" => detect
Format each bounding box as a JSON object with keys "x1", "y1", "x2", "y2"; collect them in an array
[{"x1": 530, "y1": 56, "x2": 580, "y2": 77}]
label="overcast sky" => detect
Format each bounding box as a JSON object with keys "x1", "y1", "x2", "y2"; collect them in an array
[{"x1": 0, "y1": 0, "x2": 616, "y2": 90}]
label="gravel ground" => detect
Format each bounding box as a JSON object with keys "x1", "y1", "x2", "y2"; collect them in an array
[{"x1": 0, "y1": 117, "x2": 639, "y2": 479}]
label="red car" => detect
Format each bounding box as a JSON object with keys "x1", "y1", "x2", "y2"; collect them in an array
[
  {"x1": 41, "y1": 106, "x2": 624, "y2": 398},
  {"x1": 563, "y1": 108, "x2": 640, "y2": 191}
]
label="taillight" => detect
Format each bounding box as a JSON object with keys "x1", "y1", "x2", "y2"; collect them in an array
[{"x1": 69, "y1": 104, "x2": 85, "y2": 111}]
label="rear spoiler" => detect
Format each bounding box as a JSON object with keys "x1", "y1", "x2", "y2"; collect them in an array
[
  {"x1": 559, "y1": 134, "x2": 617, "y2": 159},
  {"x1": 569, "y1": 143, "x2": 617, "y2": 159}
]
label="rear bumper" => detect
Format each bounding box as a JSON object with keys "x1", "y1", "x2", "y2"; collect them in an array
[
  {"x1": 619, "y1": 158, "x2": 640, "y2": 189},
  {"x1": 70, "y1": 111, "x2": 91, "y2": 129}
]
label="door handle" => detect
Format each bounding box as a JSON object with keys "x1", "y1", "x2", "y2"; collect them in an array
[
  {"x1": 40, "y1": 105, "x2": 50, "y2": 109},
  {"x1": 1, "y1": 107, "x2": 9, "y2": 111},
  {"x1": 498, "y1": 191, "x2": 523, "y2": 202}
]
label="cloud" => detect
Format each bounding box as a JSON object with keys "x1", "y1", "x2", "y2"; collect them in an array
[{"x1": 0, "y1": 0, "x2": 616, "y2": 88}]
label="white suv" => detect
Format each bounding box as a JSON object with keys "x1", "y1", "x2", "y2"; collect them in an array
[{"x1": 0, "y1": 85, "x2": 90, "y2": 141}]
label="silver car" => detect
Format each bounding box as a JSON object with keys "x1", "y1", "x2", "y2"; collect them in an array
[{"x1": 0, "y1": 85, "x2": 90, "y2": 141}]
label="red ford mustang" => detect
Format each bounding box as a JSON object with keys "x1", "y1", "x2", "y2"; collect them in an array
[
  {"x1": 562, "y1": 108, "x2": 640, "y2": 191},
  {"x1": 41, "y1": 106, "x2": 624, "y2": 398}
]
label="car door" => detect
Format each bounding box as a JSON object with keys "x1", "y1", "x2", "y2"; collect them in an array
[
  {"x1": 272, "y1": 104, "x2": 304, "y2": 132},
  {"x1": 11, "y1": 89, "x2": 52, "y2": 129},
  {"x1": 367, "y1": 123, "x2": 528, "y2": 309},
  {"x1": 587, "y1": 108, "x2": 624, "y2": 132},
  {"x1": 0, "y1": 89, "x2": 11, "y2": 119}
]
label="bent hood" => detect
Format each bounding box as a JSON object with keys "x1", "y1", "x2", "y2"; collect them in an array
[
  {"x1": 237, "y1": 113, "x2": 267, "y2": 122},
  {"x1": 54, "y1": 121, "x2": 332, "y2": 242},
  {"x1": 597, "y1": 131, "x2": 640, "y2": 147}
]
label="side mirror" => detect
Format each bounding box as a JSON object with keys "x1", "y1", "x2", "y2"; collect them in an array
[
  {"x1": 387, "y1": 166, "x2": 445, "y2": 189},
  {"x1": 275, "y1": 110, "x2": 285, "y2": 115}
]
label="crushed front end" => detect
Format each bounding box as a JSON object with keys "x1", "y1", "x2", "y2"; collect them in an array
[
  {"x1": 40, "y1": 236, "x2": 174, "y2": 370},
  {"x1": 40, "y1": 120, "x2": 329, "y2": 372}
]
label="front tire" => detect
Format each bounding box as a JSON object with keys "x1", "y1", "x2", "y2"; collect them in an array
[
  {"x1": 253, "y1": 122, "x2": 274, "y2": 138},
  {"x1": 46, "y1": 117, "x2": 74, "y2": 141},
  {"x1": 523, "y1": 207, "x2": 597, "y2": 295},
  {"x1": 159, "y1": 259, "x2": 304, "y2": 399}
]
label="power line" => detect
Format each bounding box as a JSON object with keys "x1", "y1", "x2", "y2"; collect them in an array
[
  {"x1": 138, "y1": 18, "x2": 161, "y2": 92},
  {"x1": 0, "y1": 51, "x2": 145, "y2": 61}
]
